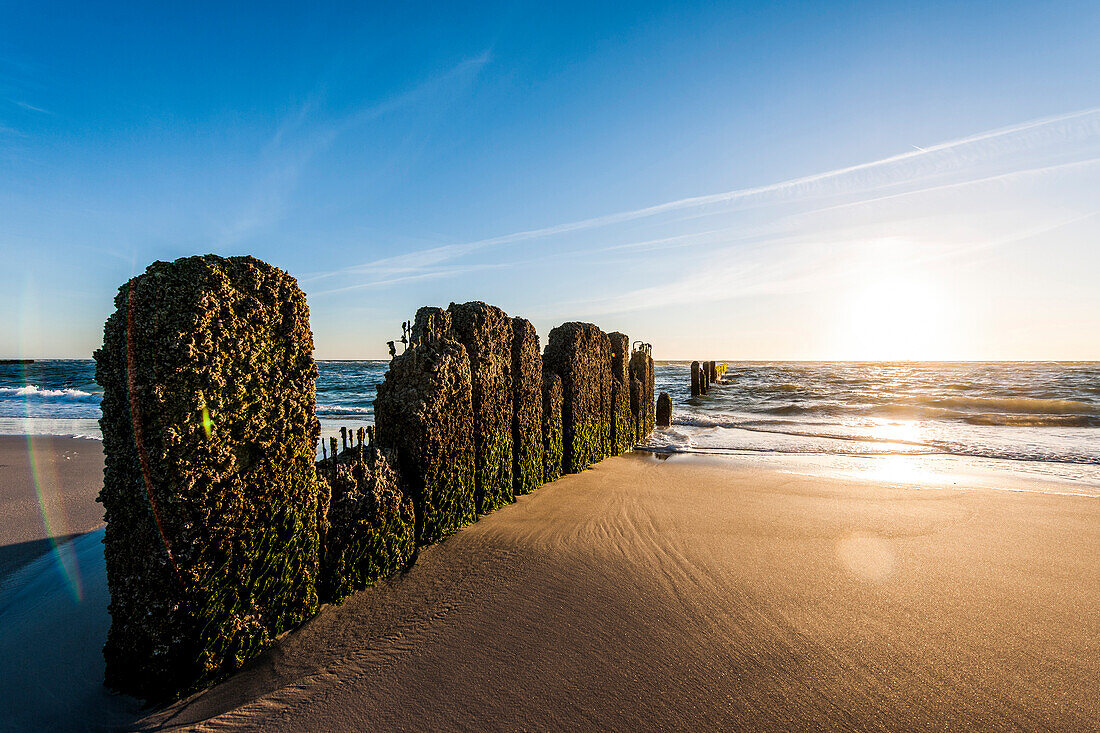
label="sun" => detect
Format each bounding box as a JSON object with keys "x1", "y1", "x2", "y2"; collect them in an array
[{"x1": 828, "y1": 239, "x2": 952, "y2": 360}]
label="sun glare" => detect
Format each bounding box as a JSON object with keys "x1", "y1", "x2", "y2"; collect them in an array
[{"x1": 829, "y1": 239, "x2": 952, "y2": 360}]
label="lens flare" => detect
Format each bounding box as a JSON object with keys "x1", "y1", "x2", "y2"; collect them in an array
[
  {"x1": 126, "y1": 280, "x2": 183, "y2": 585},
  {"x1": 21, "y1": 362, "x2": 83, "y2": 602},
  {"x1": 836, "y1": 533, "x2": 895, "y2": 582}
]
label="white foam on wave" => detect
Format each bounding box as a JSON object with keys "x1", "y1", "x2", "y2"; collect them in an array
[
  {"x1": 317, "y1": 405, "x2": 374, "y2": 416},
  {"x1": 0, "y1": 385, "x2": 98, "y2": 401}
]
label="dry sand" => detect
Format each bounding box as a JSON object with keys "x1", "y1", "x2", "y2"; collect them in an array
[
  {"x1": 0, "y1": 435, "x2": 104, "y2": 578},
  {"x1": 134, "y1": 451, "x2": 1099, "y2": 731}
]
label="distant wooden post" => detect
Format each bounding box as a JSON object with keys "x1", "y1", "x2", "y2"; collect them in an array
[{"x1": 656, "y1": 392, "x2": 672, "y2": 428}]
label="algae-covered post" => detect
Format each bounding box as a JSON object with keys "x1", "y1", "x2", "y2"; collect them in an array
[
  {"x1": 512, "y1": 317, "x2": 544, "y2": 496},
  {"x1": 544, "y1": 322, "x2": 612, "y2": 473},
  {"x1": 319, "y1": 447, "x2": 415, "y2": 604},
  {"x1": 375, "y1": 338, "x2": 476, "y2": 545},
  {"x1": 608, "y1": 332, "x2": 634, "y2": 455},
  {"x1": 629, "y1": 376, "x2": 644, "y2": 442},
  {"x1": 95, "y1": 255, "x2": 323, "y2": 701},
  {"x1": 657, "y1": 392, "x2": 672, "y2": 428},
  {"x1": 448, "y1": 301, "x2": 515, "y2": 513},
  {"x1": 629, "y1": 344, "x2": 655, "y2": 437},
  {"x1": 542, "y1": 370, "x2": 564, "y2": 483}
]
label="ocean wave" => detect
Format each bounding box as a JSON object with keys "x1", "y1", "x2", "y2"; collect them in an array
[
  {"x1": 962, "y1": 414, "x2": 1100, "y2": 428},
  {"x1": 317, "y1": 405, "x2": 374, "y2": 416},
  {"x1": 648, "y1": 428, "x2": 1099, "y2": 466},
  {"x1": 0, "y1": 386, "x2": 99, "y2": 402},
  {"x1": 671, "y1": 416, "x2": 937, "y2": 449},
  {"x1": 908, "y1": 395, "x2": 1098, "y2": 415}
]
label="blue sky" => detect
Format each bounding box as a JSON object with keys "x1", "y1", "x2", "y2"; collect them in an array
[{"x1": 3, "y1": 1, "x2": 1099, "y2": 359}]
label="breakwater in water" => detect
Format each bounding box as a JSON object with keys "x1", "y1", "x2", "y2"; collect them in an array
[
  {"x1": 95, "y1": 255, "x2": 655, "y2": 701},
  {"x1": 690, "y1": 360, "x2": 728, "y2": 397}
]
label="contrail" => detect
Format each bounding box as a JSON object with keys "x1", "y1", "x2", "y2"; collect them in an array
[{"x1": 313, "y1": 105, "x2": 1100, "y2": 281}]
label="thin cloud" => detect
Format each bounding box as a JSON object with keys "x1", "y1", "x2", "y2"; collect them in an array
[
  {"x1": 217, "y1": 53, "x2": 492, "y2": 247},
  {"x1": 13, "y1": 100, "x2": 51, "y2": 114},
  {"x1": 310, "y1": 262, "x2": 506, "y2": 296},
  {"x1": 314, "y1": 106, "x2": 1100, "y2": 281},
  {"x1": 555, "y1": 210, "x2": 1099, "y2": 318}
]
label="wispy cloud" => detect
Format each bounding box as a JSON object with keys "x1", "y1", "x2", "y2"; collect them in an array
[
  {"x1": 546, "y1": 203, "x2": 1100, "y2": 318},
  {"x1": 12, "y1": 100, "x2": 51, "y2": 114},
  {"x1": 310, "y1": 262, "x2": 507, "y2": 296},
  {"x1": 216, "y1": 53, "x2": 493, "y2": 247},
  {"x1": 314, "y1": 106, "x2": 1100, "y2": 284}
]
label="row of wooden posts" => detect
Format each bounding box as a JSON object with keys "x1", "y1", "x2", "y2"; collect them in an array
[
  {"x1": 93, "y1": 255, "x2": 657, "y2": 701},
  {"x1": 690, "y1": 360, "x2": 727, "y2": 397}
]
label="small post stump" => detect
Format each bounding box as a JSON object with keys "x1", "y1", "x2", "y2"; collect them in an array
[
  {"x1": 319, "y1": 447, "x2": 415, "y2": 604},
  {"x1": 656, "y1": 392, "x2": 672, "y2": 428}
]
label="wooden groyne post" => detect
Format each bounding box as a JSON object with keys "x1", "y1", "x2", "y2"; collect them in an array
[
  {"x1": 97, "y1": 266, "x2": 663, "y2": 701},
  {"x1": 512, "y1": 317, "x2": 544, "y2": 496},
  {"x1": 629, "y1": 342, "x2": 655, "y2": 438},
  {"x1": 375, "y1": 333, "x2": 477, "y2": 545},
  {"x1": 544, "y1": 322, "x2": 613, "y2": 473},
  {"x1": 95, "y1": 255, "x2": 323, "y2": 701}
]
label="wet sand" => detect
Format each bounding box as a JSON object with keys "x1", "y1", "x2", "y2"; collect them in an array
[
  {"x1": 0, "y1": 435, "x2": 104, "y2": 579},
  {"x1": 136, "y1": 451, "x2": 1098, "y2": 731}
]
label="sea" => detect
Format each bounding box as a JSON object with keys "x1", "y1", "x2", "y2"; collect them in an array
[{"x1": 3, "y1": 359, "x2": 1098, "y2": 494}]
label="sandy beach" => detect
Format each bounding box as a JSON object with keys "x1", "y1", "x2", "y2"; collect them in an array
[
  {"x1": 2, "y1": 436, "x2": 1097, "y2": 730},
  {"x1": 0, "y1": 435, "x2": 105, "y2": 579},
  {"x1": 135, "y1": 451, "x2": 1097, "y2": 731}
]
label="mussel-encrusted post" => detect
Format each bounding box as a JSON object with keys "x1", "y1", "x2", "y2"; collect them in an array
[
  {"x1": 629, "y1": 376, "x2": 644, "y2": 442},
  {"x1": 512, "y1": 317, "x2": 544, "y2": 496},
  {"x1": 656, "y1": 392, "x2": 672, "y2": 428},
  {"x1": 544, "y1": 322, "x2": 612, "y2": 473},
  {"x1": 374, "y1": 339, "x2": 476, "y2": 544},
  {"x1": 448, "y1": 301, "x2": 514, "y2": 513},
  {"x1": 608, "y1": 332, "x2": 635, "y2": 455},
  {"x1": 542, "y1": 371, "x2": 564, "y2": 483},
  {"x1": 94, "y1": 255, "x2": 323, "y2": 701},
  {"x1": 629, "y1": 346, "x2": 655, "y2": 437},
  {"x1": 319, "y1": 446, "x2": 415, "y2": 604}
]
